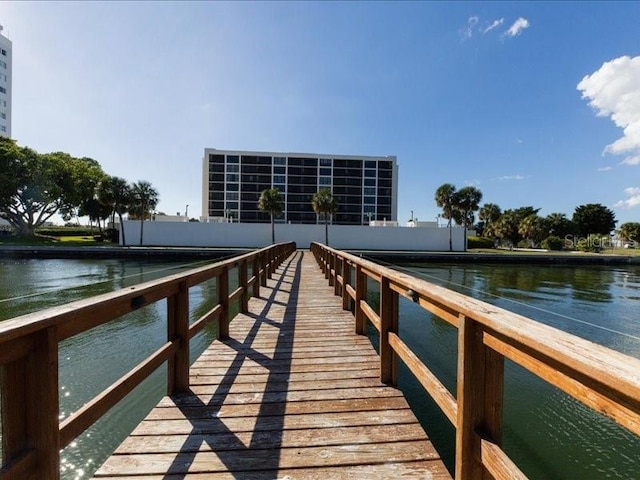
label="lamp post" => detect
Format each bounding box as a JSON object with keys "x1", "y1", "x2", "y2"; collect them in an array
[
  {"x1": 185, "y1": 204, "x2": 189, "y2": 218},
  {"x1": 366, "y1": 212, "x2": 373, "y2": 225},
  {"x1": 225, "y1": 209, "x2": 230, "y2": 223}
]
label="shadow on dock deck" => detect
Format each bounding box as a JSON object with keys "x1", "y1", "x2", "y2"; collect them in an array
[{"x1": 94, "y1": 251, "x2": 451, "y2": 479}]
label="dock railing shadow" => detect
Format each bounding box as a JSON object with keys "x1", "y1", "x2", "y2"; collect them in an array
[{"x1": 165, "y1": 251, "x2": 303, "y2": 478}]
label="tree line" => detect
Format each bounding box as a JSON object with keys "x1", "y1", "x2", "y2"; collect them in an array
[
  {"x1": 0, "y1": 137, "x2": 159, "y2": 244},
  {"x1": 434, "y1": 183, "x2": 636, "y2": 251}
]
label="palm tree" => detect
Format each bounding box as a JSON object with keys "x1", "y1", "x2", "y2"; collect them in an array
[
  {"x1": 479, "y1": 203, "x2": 501, "y2": 238},
  {"x1": 435, "y1": 183, "x2": 456, "y2": 251},
  {"x1": 97, "y1": 176, "x2": 131, "y2": 245},
  {"x1": 258, "y1": 188, "x2": 284, "y2": 244},
  {"x1": 130, "y1": 180, "x2": 159, "y2": 246},
  {"x1": 518, "y1": 214, "x2": 547, "y2": 248},
  {"x1": 453, "y1": 186, "x2": 483, "y2": 251},
  {"x1": 311, "y1": 189, "x2": 339, "y2": 245}
]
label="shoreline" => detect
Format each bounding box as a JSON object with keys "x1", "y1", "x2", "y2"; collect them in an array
[{"x1": 1, "y1": 245, "x2": 639, "y2": 265}]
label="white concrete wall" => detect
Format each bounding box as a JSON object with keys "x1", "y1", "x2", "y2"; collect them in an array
[{"x1": 122, "y1": 220, "x2": 465, "y2": 251}]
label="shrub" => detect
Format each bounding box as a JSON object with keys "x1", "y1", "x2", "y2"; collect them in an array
[
  {"x1": 541, "y1": 235, "x2": 564, "y2": 251},
  {"x1": 467, "y1": 236, "x2": 495, "y2": 249},
  {"x1": 104, "y1": 228, "x2": 120, "y2": 243}
]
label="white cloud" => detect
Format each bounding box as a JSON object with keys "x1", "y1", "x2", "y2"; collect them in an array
[
  {"x1": 483, "y1": 18, "x2": 504, "y2": 34},
  {"x1": 465, "y1": 179, "x2": 481, "y2": 186},
  {"x1": 597, "y1": 166, "x2": 613, "y2": 171},
  {"x1": 615, "y1": 187, "x2": 640, "y2": 208},
  {"x1": 578, "y1": 56, "x2": 640, "y2": 162},
  {"x1": 461, "y1": 16, "x2": 479, "y2": 40},
  {"x1": 620, "y1": 154, "x2": 640, "y2": 166},
  {"x1": 506, "y1": 17, "x2": 530, "y2": 37},
  {"x1": 498, "y1": 174, "x2": 525, "y2": 181}
]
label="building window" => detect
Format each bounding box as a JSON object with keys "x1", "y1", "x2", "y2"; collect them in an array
[
  {"x1": 319, "y1": 177, "x2": 331, "y2": 185},
  {"x1": 274, "y1": 157, "x2": 286, "y2": 165},
  {"x1": 364, "y1": 196, "x2": 376, "y2": 205},
  {"x1": 227, "y1": 164, "x2": 239, "y2": 173},
  {"x1": 363, "y1": 205, "x2": 375, "y2": 213},
  {"x1": 364, "y1": 178, "x2": 376, "y2": 186},
  {"x1": 364, "y1": 187, "x2": 376, "y2": 196},
  {"x1": 319, "y1": 168, "x2": 331, "y2": 176},
  {"x1": 274, "y1": 166, "x2": 285, "y2": 174},
  {"x1": 226, "y1": 173, "x2": 239, "y2": 182},
  {"x1": 227, "y1": 155, "x2": 239, "y2": 163},
  {"x1": 364, "y1": 169, "x2": 376, "y2": 178},
  {"x1": 274, "y1": 175, "x2": 286, "y2": 184},
  {"x1": 365, "y1": 160, "x2": 376, "y2": 169},
  {"x1": 0, "y1": 87, "x2": 5, "y2": 94},
  {"x1": 226, "y1": 192, "x2": 239, "y2": 200},
  {"x1": 1, "y1": 50, "x2": 5, "y2": 56},
  {"x1": 274, "y1": 184, "x2": 286, "y2": 192},
  {"x1": 319, "y1": 158, "x2": 332, "y2": 166}
]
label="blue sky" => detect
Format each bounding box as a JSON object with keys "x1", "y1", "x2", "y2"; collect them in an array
[{"x1": 1, "y1": 1, "x2": 639, "y2": 224}]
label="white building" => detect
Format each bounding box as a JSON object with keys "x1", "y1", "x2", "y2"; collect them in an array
[{"x1": 0, "y1": 26, "x2": 11, "y2": 138}]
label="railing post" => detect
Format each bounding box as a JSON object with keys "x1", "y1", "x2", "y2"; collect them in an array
[
  {"x1": 239, "y1": 260, "x2": 249, "y2": 313},
  {"x1": 167, "y1": 280, "x2": 190, "y2": 394},
  {"x1": 267, "y1": 248, "x2": 274, "y2": 280},
  {"x1": 380, "y1": 276, "x2": 399, "y2": 385},
  {"x1": 342, "y1": 259, "x2": 351, "y2": 310},
  {"x1": 252, "y1": 254, "x2": 260, "y2": 298},
  {"x1": 260, "y1": 251, "x2": 267, "y2": 287},
  {"x1": 2, "y1": 328, "x2": 61, "y2": 479},
  {"x1": 455, "y1": 314, "x2": 504, "y2": 480},
  {"x1": 328, "y1": 251, "x2": 335, "y2": 286},
  {"x1": 324, "y1": 250, "x2": 330, "y2": 280},
  {"x1": 334, "y1": 255, "x2": 341, "y2": 296},
  {"x1": 218, "y1": 266, "x2": 230, "y2": 339},
  {"x1": 354, "y1": 264, "x2": 366, "y2": 335}
]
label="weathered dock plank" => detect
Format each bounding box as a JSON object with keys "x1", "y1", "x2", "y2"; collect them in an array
[{"x1": 94, "y1": 251, "x2": 451, "y2": 479}]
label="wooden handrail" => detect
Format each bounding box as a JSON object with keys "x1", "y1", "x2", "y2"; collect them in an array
[
  {"x1": 310, "y1": 242, "x2": 640, "y2": 480},
  {"x1": 0, "y1": 241, "x2": 296, "y2": 480}
]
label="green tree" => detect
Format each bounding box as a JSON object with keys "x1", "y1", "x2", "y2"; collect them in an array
[
  {"x1": 572, "y1": 203, "x2": 616, "y2": 236},
  {"x1": 130, "y1": 180, "x2": 159, "y2": 246},
  {"x1": 478, "y1": 203, "x2": 501, "y2": 238},
  {"x1": 97, "y1": 176, "x2": 132, "y2": 245},
  {"x1": 493, "y1": 210, "x2": 521, "y2": 245},
  {"x1": 258, "y1": 188, "x2": 284, "y2": 244},
  {"x1": 518, "y1": 214, "x2": 548, "y2": 247},
  {"x1": 618, "y1": 222, "x2": 640, "y2": 246},
  {"x1": 452, "y1": 186, "x2": 483, "y2": 250},
  {"x1": 435, "y1": 183, "x2": 457, "y2": 251},
  {"x1": 79, "y1": 197, "x2": 112, "y2": 232},
  {"x1": 59, "y1": 156, "x2": 107, "y2": 225},
  {"x1": 545, "y1": 212, "x2": 574, "y2": 239},
  {"x1": 0, "y1": 138, "x2": 103, "y2": 236},
  {"x1": 311, "y1": 189, "x2": 338, "y2": 245}
]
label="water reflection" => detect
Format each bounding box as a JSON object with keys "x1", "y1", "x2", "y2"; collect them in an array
[
  {"x1": 0, "y1": 257, "x2": 218, "y2": 480},
  {"x1": 390, "y1": 261, "x2": 640, "y2": 479}
]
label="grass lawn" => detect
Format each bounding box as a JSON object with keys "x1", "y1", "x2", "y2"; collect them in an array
[{"x1": 0, "y1": 234, "x2": 111, "y2": 247}]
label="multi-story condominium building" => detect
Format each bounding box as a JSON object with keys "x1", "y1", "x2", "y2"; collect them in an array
[
  {"x1": 202, "y1": 149, "x2": 398, "y2": 225},
  {"x1": 0, "y1": 26, "x2": 11, "y2": 138}
]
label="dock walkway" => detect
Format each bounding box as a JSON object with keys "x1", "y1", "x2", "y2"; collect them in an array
[{"x1": 94, "y1": 250, "x2": 451, "y2": 479}]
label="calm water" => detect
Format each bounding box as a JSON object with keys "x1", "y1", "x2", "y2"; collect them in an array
[
  {"x1": 0, "y1": 257, "x2": 238, "y2": 480},
  {"x1": 388, "y1": 262, "x2": 640, "y2": 480},
  {"x1": 1, "y1": 258, "x2": 639, "y2": 479}
]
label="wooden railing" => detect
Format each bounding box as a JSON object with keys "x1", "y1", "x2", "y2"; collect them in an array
[
  {"x1": 0, "y1": 242, "x2": 295, "y2": 480},
  {"x1": 311, "y1": 242, "x2": 640, "y2": 480}
]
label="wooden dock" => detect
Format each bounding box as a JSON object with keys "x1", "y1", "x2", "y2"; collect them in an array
[{"x1": 94, "y1": 251, "x2": 451, "y2": 479}]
